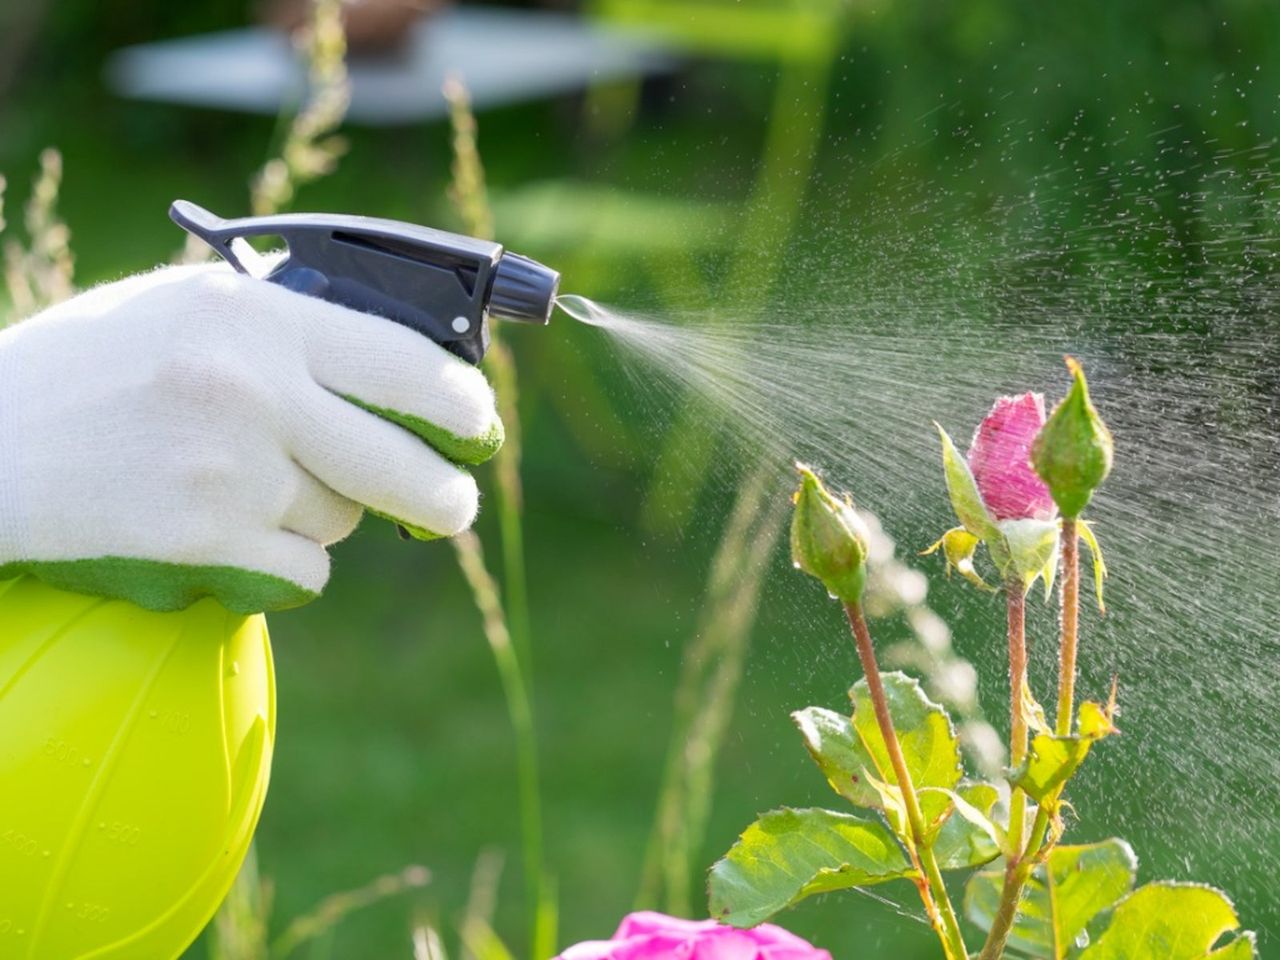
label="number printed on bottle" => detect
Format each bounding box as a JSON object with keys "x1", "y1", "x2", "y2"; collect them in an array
[
  {"x1": 102, "y1": 821, "x2": 142, "y2": 846},
  {"x1": 42, "y1": 737, "x2": 87, "y2": 766},
  {"x1": 156, "y1": 709, "x2": 192, "y2": 736},
  {"x1": 0, "y1": 829, "x2": 38, "y2": 857},
  {"x1": 67, "y1": 901, "x2": 110, "y2": 924}
]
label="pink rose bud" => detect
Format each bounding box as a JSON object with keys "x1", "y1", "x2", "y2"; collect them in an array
[
  {"x1": 557, "y1": 911, "x2": 833, "y2": 960},
  {"x1": 967, "y1": 393, "x2": 1056, "y2": 521}
]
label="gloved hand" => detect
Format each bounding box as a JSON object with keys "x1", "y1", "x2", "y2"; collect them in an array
[{"x1": 0, "y1": 263, "x2": 503, "y2": 613}]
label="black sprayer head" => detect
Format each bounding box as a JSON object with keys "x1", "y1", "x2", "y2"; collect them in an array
[
  {"x1": 169, "y1": 199, "x2": 559, "y2": 365},
  {"x1": 491, "y1": 252, "x2": 559, "y2": 325}
]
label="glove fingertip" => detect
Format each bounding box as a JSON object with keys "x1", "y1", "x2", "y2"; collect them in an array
[
  {"x1": 444, "y1": 416, "x2": 504, "y2": 466},
  {"x1": 341, "y1": 393, "x2": 505, "y2": 466}
]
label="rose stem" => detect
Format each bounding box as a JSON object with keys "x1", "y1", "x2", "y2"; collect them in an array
[
  {"x1": 976, "y1": 583, "x2": 1030, "y2": 960},
  {"x1": 1024, "y1": 517, "x2": 1083, "y2": 856},
  {"x1": 1055, "y1": 518, "x2": 1080, "y2": 736},
  {"x1": 845, "y1": 601, "x2": 970, "y2": 960},
  {"x1": 980, "y1": 523, "x2": 1082, "y2": 960},
  {"x1": 1004, "y1": 583, "x2": 1029, "y2": 852}
]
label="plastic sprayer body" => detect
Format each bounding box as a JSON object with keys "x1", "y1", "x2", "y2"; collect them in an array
[
  {"x1": 170, "y1": 200, "x2": 560, "y2": 365},
  {"x1": 0, "y1": 203, "x2": 557, "y2": 959},
  {"x1": 0, "y1": 577, "x2": 275, "y2": 959}
]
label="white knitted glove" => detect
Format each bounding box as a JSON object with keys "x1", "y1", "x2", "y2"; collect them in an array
[{"x1": 0, "y1": 263, "x2": 503, "y2": 612}]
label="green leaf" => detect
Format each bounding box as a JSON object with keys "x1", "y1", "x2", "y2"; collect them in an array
[
  {"x1": 1078, "y1": 520, "x2": 1108, "y2": 614},
  {"x1": 965, "y1": 839, "x2": 1137, "y2": 958},
  {"x1": 850, "y1": 672, "x2": 964, "y2": 800},
  {"x1": 1078, "y1": 882, "x2": 1256, "y2": 960},
  {"x1": 935, "y1": 422, "x2": 1017, "y2": 574},
  {"x1": 999, "y1": 518, "x2": 1061, "y2": 594},
  {"x1": 924, "y1": 782, "x2": 1003, "y2": 870},
  {"x1": 862, "y1": 768, "x2": 910, "y2": 836},
  {"x1": 794, "y1": 673, "x2": 963, "y2": 828},
  {"x1": 707, "y1": 807, "x2": 912, "y2": 928},
  {"x1": 1013, "y1": 701, "x2": 1116, "y2": 803},
  {"x1": 922, "y1": 526, "x2": 996, "y2": 591},
  {"x1": 1021, "y1": 682, "x2": 1052, "y2": 737},
  {"x1": 1077, "y1": 700, "x2": 1116, "y2": 739},
  {"x1": 1207, "y1": 939, "x2": 1259, "y2": 960},
  {"x1": 1014, "y1": 735, "x2": 1091, "y2": 803},
  {"x1": 792, "y1": 706, "x2": 880, "y2": 808},
  {"x1": 936, "y1": 424, "x2": 1002, "y2": 544},
  {"x1": 1040, "y1": 533, "x2": 1058, "y2": 601}
]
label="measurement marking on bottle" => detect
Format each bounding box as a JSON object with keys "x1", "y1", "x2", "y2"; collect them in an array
[
  {"x1": 43, "y1": 736, "x2": 90, "y2": 766},
  {"x1": 98, "y1": 820, "x2": 142, "y2": 846},
  {"x1": 65, "y1": 901, "x2": 110, "y2": 923},
  {"x1": 150, "y1": 709, "x2": 192, "y2": 735},
  {"x1": 0, "y1": 829, "x2": 39, "y2": 857}
]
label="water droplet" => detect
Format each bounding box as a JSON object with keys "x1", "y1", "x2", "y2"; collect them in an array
[{"x1": 554, "y1": 294, "x2": 610, "y2": 327}]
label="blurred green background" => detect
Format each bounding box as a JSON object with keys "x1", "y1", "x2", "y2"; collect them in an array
[{"x1": 2, "y1": 0, "x2": 1278, "y2": 956}]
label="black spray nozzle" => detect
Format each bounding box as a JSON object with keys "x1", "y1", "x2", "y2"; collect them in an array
[
  {"x1": 169, "y1": 199, "x2": 559, "y2": 365},
  {"x1": 491, "y1": 252, "x2": 560, "y2": 325}
]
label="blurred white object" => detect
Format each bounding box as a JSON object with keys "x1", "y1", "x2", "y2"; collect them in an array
[{"x1": 105, "y1": 7, "x2": 676, "y2": 125}]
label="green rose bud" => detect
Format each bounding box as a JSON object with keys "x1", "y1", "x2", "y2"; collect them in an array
[
  {"x1": 1032, "y1": 357, "x2": 1114, "y2": 519},
  {"x1": 790, "y1": 463, "x2": 870, "y2": 603}
]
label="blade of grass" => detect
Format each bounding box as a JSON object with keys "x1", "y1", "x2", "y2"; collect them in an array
[
  {"x1": 451, "y1": 531, "x2": 548, "y2": 958},
  {"x1": 637, "y1": 466, "x2": 786, "y2": 913},
  {"x1": 208, "y1": 844, "x2": 273, "y2": 960},
  {"x1": 175, "y1": 0, "x2": 351, "y2": 265},
  {"x1": 3, "y1": 148, "x2": 74, "y2": 318},
  {"x1": 414, "y1": 926, "x2": 450, "y2": 960},
  {"x1": 459, "y1": 918, "x2": 518, "y2": 960},
  {"x1": 443, "y1": 74, "x2": 532, "y2": 669},
  {"x1": 249, "y1": 0, "x2": 350, "y2": 218},
  {"x1": 268, "y1": 865, "x2": 431, "y2": 959},
  {"x1": 444, "y1": 76, "x2": 552, "y2": 959},
  {"x1": 413, "y1": 922, "x2": 450, "y2": 960},
  {"x1": 459, "y1": 849, "x2": 504, "y2": 960}
]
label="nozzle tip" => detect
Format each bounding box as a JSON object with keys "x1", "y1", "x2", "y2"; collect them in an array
[{"x1": 490, "y1": 252, "x2": 559, "y2": 325}]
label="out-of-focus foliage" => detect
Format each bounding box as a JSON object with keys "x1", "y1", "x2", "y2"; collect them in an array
[
  {"x1": 1, "y1": 147, "x2": 73, "y2": 322},
  {"x1": 1, "y1": 1, "x2": 1278, "y2": 957}
]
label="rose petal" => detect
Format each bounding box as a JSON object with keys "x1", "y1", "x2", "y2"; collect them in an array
[
  {"x1": 967, "y1": 392, "x2": 1056, "y2": 521},
  {"x1": 558, "y1": 913, "x2": 830, "y2": 960},
  {"x1": 615, "y1": 912, "x2": 716, "y2": 940}
]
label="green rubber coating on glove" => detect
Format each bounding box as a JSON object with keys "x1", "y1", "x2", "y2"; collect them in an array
[
  {"x1": 342, "y1": 394, "x2": 504, "y2": 466},
  {"x1": 0, "y1": 558, "x2": 316, "y2": 614},
  {"x1": 364, "y1": 508, "x2": 444, "y2": 542}
]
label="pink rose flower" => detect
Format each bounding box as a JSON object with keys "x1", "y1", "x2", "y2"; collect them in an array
[
  {"x1": 967, "y1": 392, "x2": 1056, "y2": 521},
  {"x1": 557, "y1": 912, "x2": 832, "y2": 960}
]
